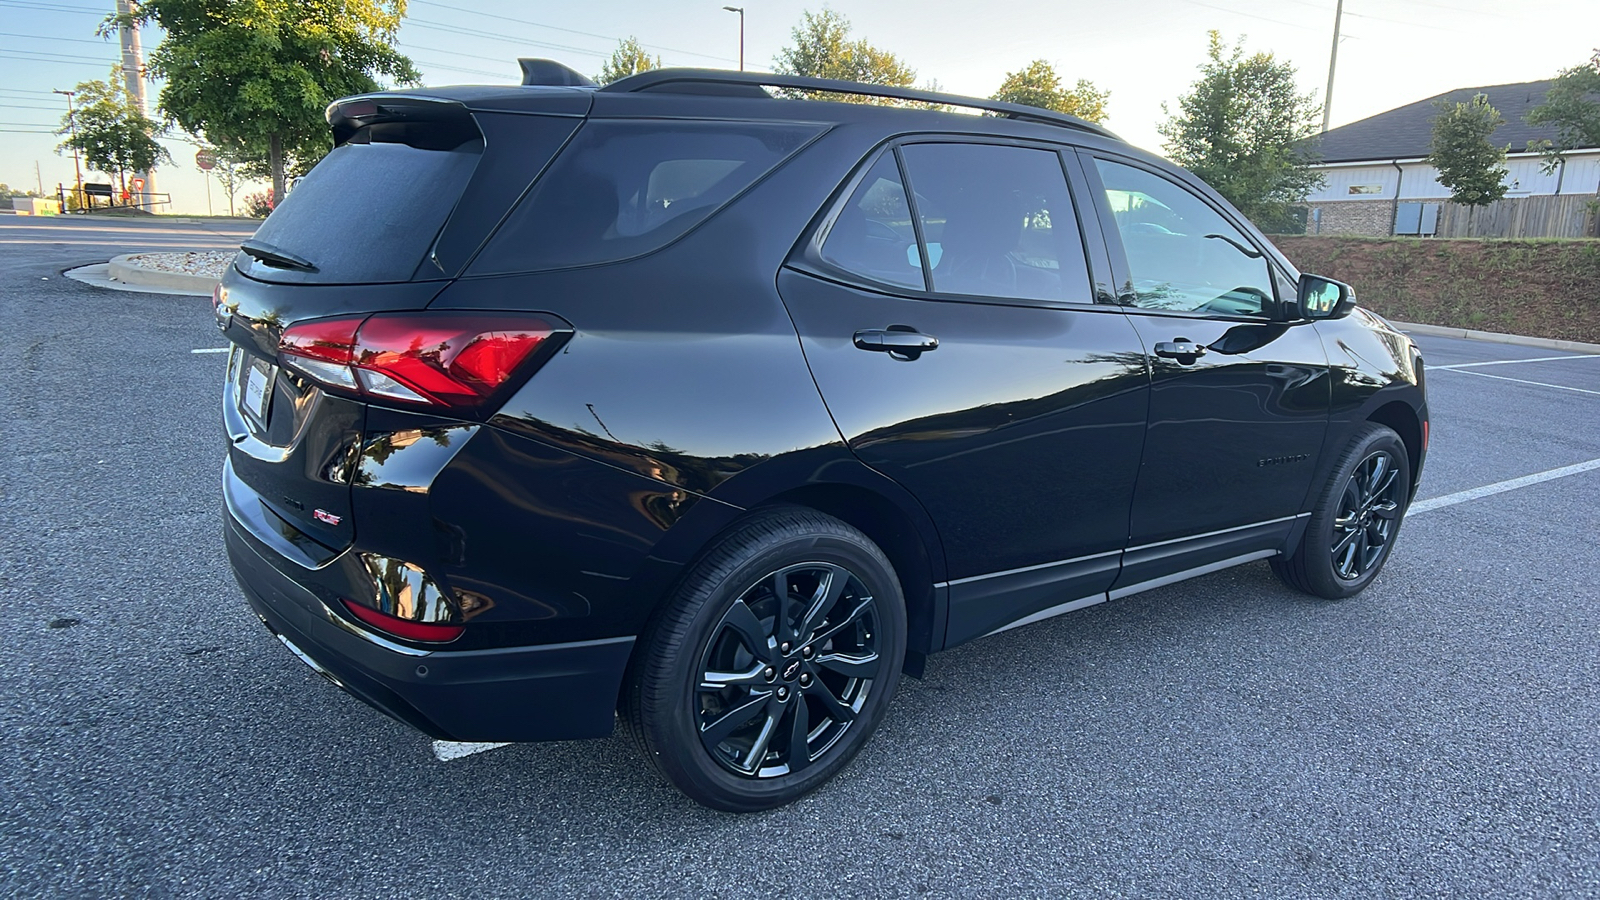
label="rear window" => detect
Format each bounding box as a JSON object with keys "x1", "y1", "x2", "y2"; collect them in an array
[
  {"x1": 246, "y1": 135, "x2": 481, "y2": 284},
  {"x1": 469, "y1": 119, "x2": 823, "y2": 275}
]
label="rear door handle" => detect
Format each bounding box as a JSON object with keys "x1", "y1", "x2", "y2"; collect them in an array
[
  {"x1": 1153, "y1": 339, "x2": 1207, "y2": 362},
  {"x1": 854, "y1": 328, "x2": 939, "y2": 358}
]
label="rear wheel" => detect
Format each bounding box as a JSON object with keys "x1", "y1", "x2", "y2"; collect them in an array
[
  {"x1": 1273, "y1": 423, "x2": 1411, "y2": 599},
  {"x1": 622, "y1": 508, "x2": 906, "y2": 811}
]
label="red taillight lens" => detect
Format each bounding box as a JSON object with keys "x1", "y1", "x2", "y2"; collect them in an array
[
  {"x1": 342, "y1": 599, "x2": 464, "y2": 643},
  {"x1": 280, "y1": 317, "x2": 362, "y2": 389},
  {"x1": 278, "y1": 312, "x2": 558, "y2": 408}
]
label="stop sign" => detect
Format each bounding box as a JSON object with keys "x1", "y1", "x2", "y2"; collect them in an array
[{"x1": 196, "y1": 149, "x2": 216, "y2": 170}]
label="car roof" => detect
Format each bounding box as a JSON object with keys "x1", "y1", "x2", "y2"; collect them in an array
[{"x1": 344, "y1": 66, "x2": 1130, "y2": 149}]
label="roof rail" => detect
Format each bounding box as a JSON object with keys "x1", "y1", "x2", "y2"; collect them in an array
[{"x1": 600, "y1": 68, "x2": 1117, "y2": 140}]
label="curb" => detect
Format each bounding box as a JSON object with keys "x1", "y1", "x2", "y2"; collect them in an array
[
  {"x1": 108, "y1": 253, "x2": 220, "y2": 294},
  {"x1": 1393, "y1": 321, "x2": 1600, "y2": 355}
]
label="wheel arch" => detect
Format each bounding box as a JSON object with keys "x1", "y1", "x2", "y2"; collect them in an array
[
  {"x1": 1367, "y1": 399, "x2": 1424, "y2": 497},
  {"x1": 756, "y1": 482, "x2": 944, "y2": 669}
]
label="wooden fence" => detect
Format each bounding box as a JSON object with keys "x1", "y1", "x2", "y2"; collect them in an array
[{"x1": 1433, "y1": 193, "x2": 1599, "y2": 238}]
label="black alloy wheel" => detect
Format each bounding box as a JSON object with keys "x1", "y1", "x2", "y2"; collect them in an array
[
  {"x1": 622, "y1": 507, "x2": 906, "y2": 812},
  {"x1": 696, "y1": 563, "x2": 882, "y2": 778},
  {"x1": 1331, "y1": 450, "x2": 1403, "y2": 581},
  {"x1": 1272, "y1": 422, "x2": 1412, "y2": 599}
]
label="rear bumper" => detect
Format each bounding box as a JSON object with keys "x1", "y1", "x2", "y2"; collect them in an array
[{"x1": 225, "y1": 510, "x2": 634, "y2": 743}]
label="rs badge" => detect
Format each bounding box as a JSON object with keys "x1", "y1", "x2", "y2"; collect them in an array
[{"x1": 313, "y1": 509, "x2": 342, "y2": 525}]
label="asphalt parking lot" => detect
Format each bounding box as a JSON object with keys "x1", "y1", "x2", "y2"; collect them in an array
[{"x1": 3, "y1": 216, "x2": 1598, "y2": 898}]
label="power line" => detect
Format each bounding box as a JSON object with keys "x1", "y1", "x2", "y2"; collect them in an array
[
  {"x1": 0, "y1": 101, "x2": 65, "y2": 110},
  {"x1": 1174, "y1": 0, "x2": 1324, "y2": 31},
  {"x1": 406, "y1": 18, "x2": 613, "y2": 60},
  {"x1": 0, "y1": 128, "x2": 59, "y2": 133},
  {"x1": 0, "y1": 47, "x2": 117, "y2": 62},
  {"x1": 405, "y1": 56, "x2": 511, "y2": 80},
  {"x1": 0, "y1": 1, "x2": 104, "y2": 14},
  {"x1": 0, "y1": 31, "x2": 115, "y2": 45},
  {"x1": 410, "y1": 0, "x2": 737, "y2": 64},
  {"x1": 0, "y1": 52, "x2": 114, "y2": 66}
]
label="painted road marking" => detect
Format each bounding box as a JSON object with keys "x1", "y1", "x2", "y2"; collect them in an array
[
  {"x1": 1435, "y1": 367, "x2": 1600, "y2": 397},
  {"x1": 1434, "y1": 354, "x2": 1600, "y2": 369},
  {"x1": 434, "y1": 740, "x2": 512, "y2": 761},
  {"x1": 1410, "y1": 457, "x2": 1600, "y2": 516},
  {"x1": 191, "y1": 347, "x2": 230, "y2": 354}
]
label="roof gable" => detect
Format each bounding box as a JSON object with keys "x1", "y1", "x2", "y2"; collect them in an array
[{"x1": 1312, "y1": 80, "x2": 1591, "y2": 163}]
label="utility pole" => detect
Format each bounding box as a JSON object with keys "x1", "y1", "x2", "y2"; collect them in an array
[
  {"x1": 35, "y1": 161, "x2": 42, "y2": 195},
  {"x1": 54, "y1": 89, "x2": 83, "y2": 210},
  {"x1": 116, "y1": 0, "x2": 158, "y2": 211},
  {"x1": 1321, "y1": 0, "x2": 1344, "y2": 133},
  {"x1": 722, "y1": 6, "x2": 745, "y2": 72}
]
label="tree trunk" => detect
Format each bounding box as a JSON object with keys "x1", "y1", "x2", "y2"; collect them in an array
[{"x1": 268, "y1": 133, "x2": 285, "y2": 206}]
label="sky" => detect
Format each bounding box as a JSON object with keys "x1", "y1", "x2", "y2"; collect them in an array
[{"x1": 2, "y1": 0, "x2": 1597, "y2": 215}]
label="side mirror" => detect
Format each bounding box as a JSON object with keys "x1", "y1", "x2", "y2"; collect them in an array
[{"x1": 1298, "y1": 274, "x2": 1356, "y2": 320}]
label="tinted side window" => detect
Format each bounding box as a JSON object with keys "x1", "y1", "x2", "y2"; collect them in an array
[
  {"x1": 471, "y1": 120, "x2": 822, "y2": 275},
  {"x1": 1094, "y1": 159, "x2": 1274, "y2": 317},
  {"x1": 819, "y1": 153, "x2": 924, "y2": 291},
  {"x1": 899, "y1": 143, "x2": 1090, "y2": 303}
]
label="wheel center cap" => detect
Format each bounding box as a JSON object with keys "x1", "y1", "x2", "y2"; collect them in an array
[{"x1": 781, "y1": 658, "x2": 802, "y2": 681}]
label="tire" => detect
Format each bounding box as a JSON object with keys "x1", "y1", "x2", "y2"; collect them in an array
[
  {"x1": 621, "y1": 506, "x2": 907, "y2": 812},
  {"x1": 1272, "y1": 423, "x2": 1412, "y2": 599}
]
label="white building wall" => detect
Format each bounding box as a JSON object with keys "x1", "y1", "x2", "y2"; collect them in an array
[{"x1": 1309, "y1": 150, "x2": 1600, "y2": 202}]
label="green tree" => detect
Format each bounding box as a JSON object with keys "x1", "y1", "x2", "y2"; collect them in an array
[
  {"x1": 596, "y1": 36, "x2": 661, "y2": 85},
  {"x1": 1526, "y1": 51, "x2": 1600, "y2": 172},
  {"x1": 991, "y1": 60, "x2": 1109, "y2": 123},
  {"x1": 1427, "y1": 93, "x2": 1509, "y2": 207},
  {"x1": 1159, "y1": 31, "x2": 1323, "y2": 233},
  {"x1": 773, "y1": 9, "x2": 915, "y2": 102},
  {"x1": 114, "y1": 0, "x2": 420, "y2": 201},
  {"x1": 56, "y1": 77, "x2": 170, "y2": 198}
]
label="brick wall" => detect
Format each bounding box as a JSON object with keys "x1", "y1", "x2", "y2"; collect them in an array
[{"x1": 1305, "y1": 200, "x2": 1393, "y2": 236}]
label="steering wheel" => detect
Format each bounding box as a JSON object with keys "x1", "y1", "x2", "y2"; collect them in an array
[{"x1": 1194, "y1": 288, "x2": 1269, "y2": 317}]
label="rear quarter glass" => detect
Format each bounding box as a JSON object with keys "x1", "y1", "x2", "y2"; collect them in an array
[{"x1": 467, "y1": 119, "x2": 825, "y2": 276}]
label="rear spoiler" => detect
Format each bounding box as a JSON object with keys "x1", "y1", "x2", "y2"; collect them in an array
[{"x1": 325, "y1": 95, "x2": 478, "y2": 148}]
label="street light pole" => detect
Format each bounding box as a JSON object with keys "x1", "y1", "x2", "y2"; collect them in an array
[
  {"x1": 722, "y1": 6, "x2": 744, "y2": 72},
  {"x1": 53, "y1": 89, "x2": 83, "y2": 209}
]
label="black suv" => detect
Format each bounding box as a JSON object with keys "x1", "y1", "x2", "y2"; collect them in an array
[{"x1": 219, "y1": 62, "x2": 1427, "y2": 811}]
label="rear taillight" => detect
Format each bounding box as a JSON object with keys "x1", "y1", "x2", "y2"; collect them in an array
[
  {"x1": 278, "y1": 312, "x2": 558, "y2": 408},
  {"x1": 342, "y1": 599, "x2": 464, "y2": 643}
]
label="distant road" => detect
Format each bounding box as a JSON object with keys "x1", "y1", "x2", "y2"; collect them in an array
[{"x1": 0, "y1": 215, "x2": 257, "y2": 278}]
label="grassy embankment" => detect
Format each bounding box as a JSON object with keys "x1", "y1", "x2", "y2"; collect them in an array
[{"x1": 1274, "y1": 236, "x2": 1600, "y2": 344}]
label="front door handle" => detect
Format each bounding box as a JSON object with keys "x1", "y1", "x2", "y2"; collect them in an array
[
  {"x1": 854, "y1": 328, "x2": 939, "y2": 360},
  {"x1": 1153, "y1": 338, "x2": 1207, "y2": 362}
]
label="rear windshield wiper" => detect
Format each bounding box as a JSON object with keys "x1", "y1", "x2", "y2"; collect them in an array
[{"x1": 240, "y1": 239, "x2": 318, "y2": 272}]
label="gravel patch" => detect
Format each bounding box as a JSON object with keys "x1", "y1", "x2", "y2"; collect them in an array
[{"x1": 122, "y1": 250, "x2": 235, "y2": 279}]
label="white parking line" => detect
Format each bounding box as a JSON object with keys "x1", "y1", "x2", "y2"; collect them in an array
[
  {"x1": 433, "y1": 740, "x2": 511, "y2": 761},
  {"x1": 1435, "y1": 367, "x2": 1600, "y2": 397},
  {"x1": 1410, "y1": 457, "x2": 1600, "y2": 515},
  {"x1": 1434, "y1": 354, "x2": 1600, "y2": 369}
]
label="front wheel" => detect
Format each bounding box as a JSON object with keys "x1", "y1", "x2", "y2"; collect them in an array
[
  {"x1": 1272, "y1": 423, "x2": 1412, "y2": 599},
  {"x1": 621, "y1": 507, "x2": 906, "y2": 812}
]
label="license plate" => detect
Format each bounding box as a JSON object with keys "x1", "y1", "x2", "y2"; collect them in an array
[{"x1": 243, "y1": 356, "x2": 276, "y2": 424}]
